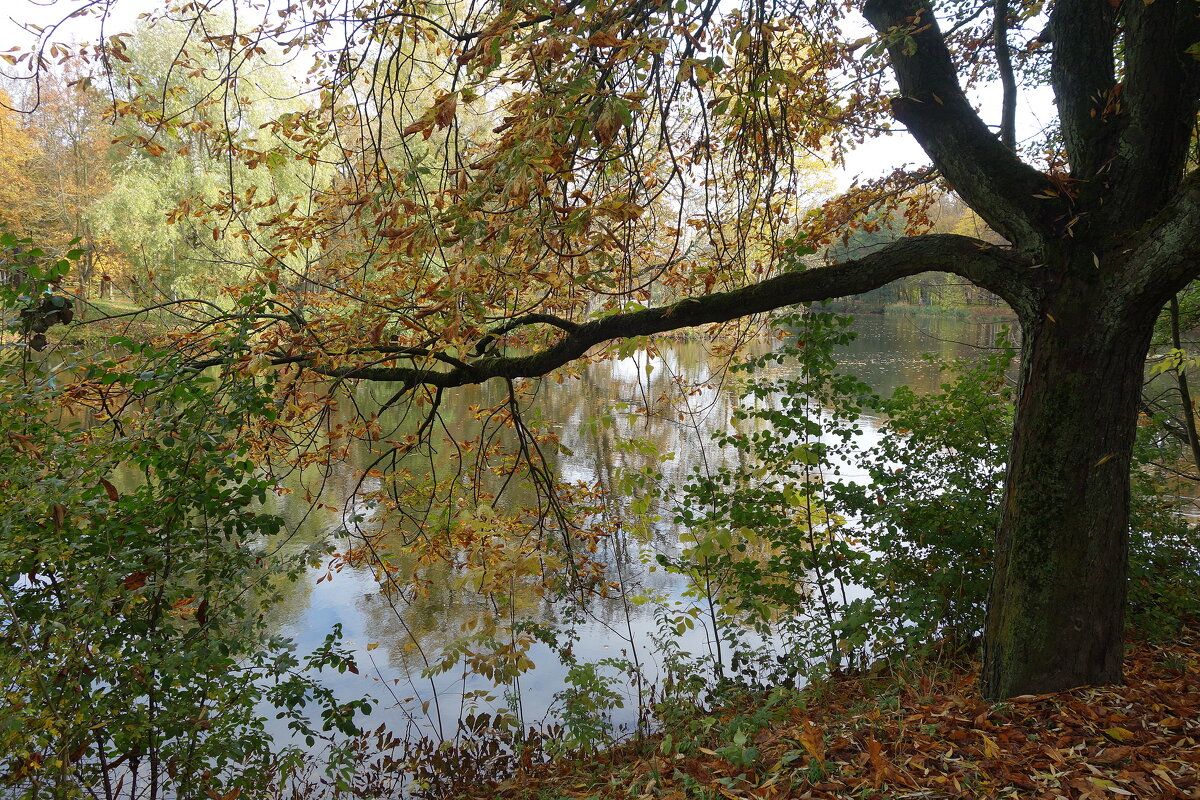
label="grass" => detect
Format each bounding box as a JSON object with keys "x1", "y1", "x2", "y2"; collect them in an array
[
  {"x1": 52, "y1": 296, "x2": 189, "y2": 347},
  {"x1": 814, "y1": 300, "x2": 1016, "y2": 320}
]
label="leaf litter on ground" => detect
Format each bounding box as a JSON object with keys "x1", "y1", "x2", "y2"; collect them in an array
[{"x1": 469, "y1": 623, "x2": 1200, "y2": 799}]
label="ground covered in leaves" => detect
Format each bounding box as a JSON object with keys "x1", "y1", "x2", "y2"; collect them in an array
[{"x1": 474, "y1": 626, "x2": 1200, "y2": 799}]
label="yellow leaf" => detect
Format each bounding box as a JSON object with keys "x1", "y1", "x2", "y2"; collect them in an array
[{"x1": 1102, "y1": 726, "x2": 1136, "y2": 742}]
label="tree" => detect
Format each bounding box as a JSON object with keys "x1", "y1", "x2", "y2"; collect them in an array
[
  {"x1": 16, "y1": 0, "x2": 1200, "y2": 700},
  {"x1": 74, "y1": 15, "x2": 338, "y2": 302},
  {"x1": 20, "y1": 68, "x2": 114, "y2": 307},
  {"x1": 0, "y1": 89, "x2": 41, "y2": 243}
]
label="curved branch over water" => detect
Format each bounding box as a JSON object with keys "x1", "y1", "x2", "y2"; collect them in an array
[{"x1": 272, "y1": 235, "x2": 1032, "y2": 387}]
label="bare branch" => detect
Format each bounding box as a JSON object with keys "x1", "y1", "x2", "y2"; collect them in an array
[
  {"x1": 993, "y1": 0, "x2": 1016, "y2": 151},
  {"x1": 471, "y1": 314, "x2": 581, "y2": 356}
]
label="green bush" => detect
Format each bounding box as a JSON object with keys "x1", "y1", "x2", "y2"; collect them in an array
[
  {"x1": 830, "y1": 336, "x2": 1014, "y2": 657},
  {"x1": 656, "y1": 310, "x2": 1199, "y2": 693},
  {"x1": 0, "y1": 235, "x2": 367, "y2": 799},
  {"x1": 658, "y1": 312, "x2": 876, "y2": 687}
]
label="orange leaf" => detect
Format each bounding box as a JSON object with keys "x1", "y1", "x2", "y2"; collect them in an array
[
  {"x1": 797, "y1": 719, "x2": 825, "y2": 763},
  {"x1": 866, "y1": 737, "x2": 889, "y2": 786},
  {"x1": 588, "y1": 30, "x2": 622, "y2": 48}
]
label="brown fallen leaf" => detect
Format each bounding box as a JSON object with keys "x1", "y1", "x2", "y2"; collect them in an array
[{"x1": 1093, "y1": 746, "x2": 1133, "y2": 763}]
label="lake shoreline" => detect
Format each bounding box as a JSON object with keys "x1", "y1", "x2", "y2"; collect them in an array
[{"x1": 458, "y1": 619, "x2": 1200, "y2": 800}]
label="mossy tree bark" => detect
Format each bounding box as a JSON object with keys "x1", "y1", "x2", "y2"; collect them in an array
[
  {"x1": 859, "y1": 0, "x2": 1200, "y2": 698},
  {"x1": 983, "y1": 275, "x2": 1160, "y2": 697}
]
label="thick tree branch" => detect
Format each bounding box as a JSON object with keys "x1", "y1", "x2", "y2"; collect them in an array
[
  {"x1": 300, "y1": 235, "x2": 1032, "y2": 386},
  {"x1": 1120, "y1": 169, "x2": 1200, "y2": 312},
  {"x1": 472, "y1": 313, "x2": 580, "y2": 356},
  {"x1": 1103, "y1": 0, "x2": 1200, "y2": 231},
  {"x1": 862, "y1": 0, "x2": 1059, "y2": 253},
  {"x1": 1046, "y1": 0, "x2": 1116, "y2": 182}
]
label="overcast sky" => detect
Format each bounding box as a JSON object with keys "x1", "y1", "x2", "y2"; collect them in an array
[
  {"x1": 1, "y1": 0, "x2": 1055, "y2": 191},
  {"x1": 2, "y1": 0, "x2": 146, "y2": 52}
]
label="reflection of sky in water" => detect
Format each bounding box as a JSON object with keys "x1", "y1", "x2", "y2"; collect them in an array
[{"x1": 264, "y1": 314, "x2": 1017, "y2": 743}]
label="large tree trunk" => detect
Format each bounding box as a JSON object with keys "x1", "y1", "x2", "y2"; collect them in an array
[{"x1": 982, "y1": 277, "x2": 1159, "y2": 699}]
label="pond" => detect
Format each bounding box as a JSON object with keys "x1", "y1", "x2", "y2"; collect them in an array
[{"x1": 259, "y1": 312, "x2": 1016, "y2": 743}]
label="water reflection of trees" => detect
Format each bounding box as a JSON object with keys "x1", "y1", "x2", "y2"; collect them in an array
[
  {"x1": 260, "y1": 315, "x2": 1017, "y2": 730},
  {"x1": 833, "y1": 316, "x2": 1016, "y2": 397}
]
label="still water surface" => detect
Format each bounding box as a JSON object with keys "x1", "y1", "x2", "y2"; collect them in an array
[{"x1": 261, "y1": 313, "x2": 1015, "y2": 741}]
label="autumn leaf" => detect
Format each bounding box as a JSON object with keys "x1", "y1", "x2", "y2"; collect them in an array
[
  {"x1": 865, "y1": 737, "x2": 889, "y2": 787},
  {"x1": 402, "y1": 116, "x2": 434, "y2": 138},
  {"x1": 6, "y1": 433, "x2": 35, "y2": 454},
  {"x1": 797, "y1": 719, "x2": 825, "y2": 762},
  {"x1": 433, "y1": 93, "x2": 458, "y2": 129},
  {"x1": 978, "y1": 731, "x2": 1002, "y2": 759},
  {"x1": 1102, "y1": 726, "x2": 1136, "y2": 742},
  {"x1": 1093, "y1": 746, "x2": 1132, "y2": 763},
  {"x1": 588, "y1": 30, "x2": 622, "y2": 48},
  {"x1": 597, "y1": 200, "x2": 644, "y2": 221},
  {"x1": 594, "y1": 104, "x2": 622, "y2": 147}
]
